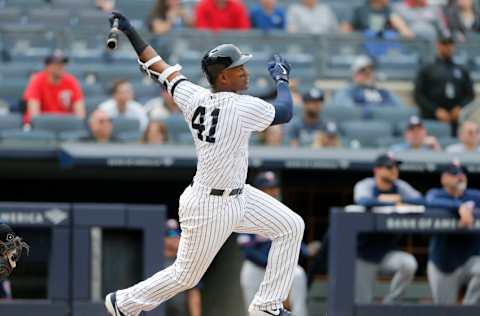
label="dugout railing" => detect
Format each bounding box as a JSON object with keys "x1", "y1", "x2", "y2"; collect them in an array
[
  {"x1": 328, "y1": 207, "x2": 480, "y2": 316},
  {"x1": 0, "y1": 202, "x2": 166, "y2": 316}
]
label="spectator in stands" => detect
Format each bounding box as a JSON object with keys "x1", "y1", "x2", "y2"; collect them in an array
[
  {"x1": 22, "y1": 49, "x2": 86, "y2": 125},
  {"x1": 444, "y1": 0, "x2": 480, "y2": 42},
  {"x1": 96, "y1": 0, "x2": 115, "y2": 12},
  {"x1": 238, "y1": 171, "x2": 319, "y2": 316},
  {"x1": 312, "y1": 121, "x2": 342, "y2": 148},
  {"x1": 143, "y1": 120, "x2": 168, "y2": 144},
  {"x1": 257, "y1": 125, "x2": 284, "y2": 146},
  {"x1": 144, "y1": 87, "x2": 180, "y2": 121},
  {"x1": 195, "y1": 0, "x2": 250, "y2": 30},
  {"x1": 414, "y1": 31, "x2": 474, "y2": 130},
  {"x1": 393, "y1": 0, "x2": 446, "y2": 40},
  {"x1": 0, "y1": 280, "x2": 11, "y2": 300},
  {"x1": 331, "y1": 55, "x2": 405, "y2": 117},
  {"x1": 347, "y1": 0, "x2": 414, "y2": 38},
  {"x1": 89, "y1": 110, "x2": 113, "y2": 143},
  {"x1": 250, "y1": 0, "x2": 286, "y2": 31},
  {"x1": 446, "y1": 120, "x2": 480, "y2": 152},
  {"x1": 143, "y1": 87, "x2": 179, "y2": 144},
  {"x1": 425, "y1": 161, "x2": 480, "y2": 304},
  {"x1": 90, "y1": 80, "x2": 148, "y2": 140},
  {"x1": 287, "y1": 87, "x2": 325, "y2": 147},
  {"x1": 147, "y1": 0, "x2": 194, "y2": 34},
  {"x1": 353, "y1": 153, "x2": 422, "y2": 303},
  {"x1": 391, "y1": 115, "x2": 441, "y2": 151},
  {"x1": 287, "y1": 0, "x2": 339, "y2": 34},
  {"x1": 164, "y1": 219, "x2": 203, "y2": 316}
]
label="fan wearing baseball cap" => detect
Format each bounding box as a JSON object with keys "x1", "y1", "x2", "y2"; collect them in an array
[
  {"x1": 353, "y1": 153, "x2": 424, "y2": 304},
  {"x1": 390, "y1": 115, "x2": 441, "y2": 151},
  {"x1": 425, "y1": 160, "x2": 480, "y2": 304},
  {"x1": 288, "y1": 87, "x2": 326, "y2": 147},
  {"x1": 22, "y1": 49, "x2": 86, "y2": 125},
  {"x1": 330, "y1": 55, "x2": 406, "y2": 117}
]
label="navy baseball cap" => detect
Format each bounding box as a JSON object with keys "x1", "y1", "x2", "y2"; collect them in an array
[
  {"x1": 0, "y1": 224, "x2": 15, "y2": 243},
  {"x1": 45, "y1": 49, "x2": 69, "y2": 65},
  {"x1": 374, "y1": 153, "x2": 400, "y2": 168},
  {"x1": 443, "y1": 161, "x2": 465, "y2": 175},
  {"x1": 302, "y1": 88, "x2": 324, "y2": 102},
  {"x1": 253, "y1": 171, "x2": 279, "y2": 189},
  {"x1": 323, "y1": 121, "x2": 338, "y2": 135}
]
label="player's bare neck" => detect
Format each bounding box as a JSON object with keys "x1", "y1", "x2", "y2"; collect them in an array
[{"x1": 212, "y1": 85, "x2": 237, "y2": 93}]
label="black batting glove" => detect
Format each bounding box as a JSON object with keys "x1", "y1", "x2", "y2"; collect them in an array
[
  {"x1": 267, "y1": 54, "x2": 291, "y2": 83},
  {"x1": 109, "y1": 11, "x2": 133, "y2": 34}
]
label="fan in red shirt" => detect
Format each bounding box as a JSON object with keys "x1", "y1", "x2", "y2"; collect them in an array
[
  {"x1": 195, "y1": 0, "x2": 251, "y2": 30},
  {"x1": 23, "y1": 49, "x2": 86, "y2": 124}
]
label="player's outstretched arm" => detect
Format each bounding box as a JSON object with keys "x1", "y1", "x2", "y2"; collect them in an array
[
  {"x1": 109, "y1": 12, "x2": 180, "y2": 83},
  {"x1": 267, "y1": 55, "x2": 293, "y2": 125}
]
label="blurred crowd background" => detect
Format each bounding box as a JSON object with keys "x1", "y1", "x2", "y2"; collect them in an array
[{"x1": 0, "y1": 0, "x2": 480, "y2": 152}]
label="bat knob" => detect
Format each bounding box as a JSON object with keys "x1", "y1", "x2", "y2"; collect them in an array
[{"x1": 107, "y1": 37, "x2": 117, "y2": 50}]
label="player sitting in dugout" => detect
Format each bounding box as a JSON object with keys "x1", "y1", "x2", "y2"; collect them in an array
[
  {"x1": 425, "y1": 161, "x2": 480, "y2": 305},
  {"x1": 353, "y1": 153, "x2": 424, "y2": 303}
]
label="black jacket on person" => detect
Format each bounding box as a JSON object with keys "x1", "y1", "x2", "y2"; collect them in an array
[{"x1": 414, "y1": 57, "x2": 474, "y2": 119}]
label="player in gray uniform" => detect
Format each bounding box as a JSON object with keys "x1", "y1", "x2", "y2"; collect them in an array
[
  {"x1": 105, "y1": 12, "x2": 304, "y2": 316},
  {"x1": 353, "y1": 153, "x2": 422, "y2": 303}
]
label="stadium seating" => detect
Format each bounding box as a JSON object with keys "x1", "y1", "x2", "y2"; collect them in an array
[
  {"x1": 0, "y1": 129, "x2": 56, "y2": 145},
  {"x1": 111, "y1": 117, "x2": 142, "y2": 142},
  {"x1": 370, "y1": 106, "x2": 418, "y2": 135},
  {"x1": 340, "y1": 120, "x2": 393, "y2": 148},
  {"x1": 31, "y1": 114, "x2": 89, "y2": 141},
  {"x1": 162, "y1": 113, "x2": 191, "y2": 144},
  {"x1": 0, "y1": 113, "x2": 23, "y2": 131},
  {"x1": 322, "y1": 105, "x2": 363, "y2": 123}
]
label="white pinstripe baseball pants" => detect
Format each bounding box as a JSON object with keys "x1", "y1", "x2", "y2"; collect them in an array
[{"x1": 116, "y1": 183, "x2": 305, "y2": 316}]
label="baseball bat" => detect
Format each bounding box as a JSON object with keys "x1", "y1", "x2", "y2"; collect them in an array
[{"x1": 106, "y1": 18, "x2": 119, "y2": 50}]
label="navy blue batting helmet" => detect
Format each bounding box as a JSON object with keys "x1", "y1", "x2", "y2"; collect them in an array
[{"x1": 201, "y1": 44, "x2": 252, "y2": 84}]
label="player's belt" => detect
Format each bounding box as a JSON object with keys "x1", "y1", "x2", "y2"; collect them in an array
[{"x1": 191, "y1": 181, "x2": 243, "y2": 196}]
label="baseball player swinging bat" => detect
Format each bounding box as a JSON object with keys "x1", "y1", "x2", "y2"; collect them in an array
[{"x1": 104, "y1": 12, "x2": 304, "y2": 316}]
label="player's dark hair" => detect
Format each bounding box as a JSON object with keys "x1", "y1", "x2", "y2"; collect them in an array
[{"x1": 203, "y1": 64, "x2": 227, "y2": 86}]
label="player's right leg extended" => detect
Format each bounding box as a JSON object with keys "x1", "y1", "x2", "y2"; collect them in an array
[
  {"x1": 106, "y1": 185, "x2": 243, "y2": 316},
  {"x1": 234, "y1": 185, "x2": 305, "y2": 315}
]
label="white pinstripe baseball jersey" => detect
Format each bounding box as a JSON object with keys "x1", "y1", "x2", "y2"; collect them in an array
[
  {"x1": 170, "y1": 79, "x2": 275, "y2": 189},
  {"x1": 114, "y1": 76, "x2": 304, "y2": 316}
]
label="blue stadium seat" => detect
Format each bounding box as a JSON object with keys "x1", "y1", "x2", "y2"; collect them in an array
[
  {"x1": 0, "y1": 129, "x2": 56, "y2": 145},
  {"x1": 52, "y1": 0, "x2": 96, "y2": 10},
  {"x1": 0, "y1": 7, "x2": 24, "y2": 26},
  {"x1": 111, "y1": 117, "x2": 142, "y2": 142},
  {"x1": 163, "y1": 113, "x2": 190, "y2": 144},
  {"x1": 5, "y1": 0, "x2": 48, "y2": 8},
  {"x1": 423, "y1": 120, "x2": 452, "y2": 138},
  {"x1": 322, "y1": 105, "x2": 363, "y2": 123},
  {"x1": 27, "y1": 8, "x2": 72, "y2": 29},
  {"x1": 0, "y1": 113, "x2": 23, "y2": 131},
  {"x1": 71, "y1": 9, "x2": 110, "y2": 32},
  {"x1": 1, "y1": 24, "x2": 59, "y2": 61},
  {"x1": 0, "y1": 80, "x2": 27, "y2": 103},
  {"x1": 31, "y1": 115, "x2": 88, "y2": 141},
  {"x1": 84, "y1": 95, "x2": 108, "y2": 116},
  {"x1": 340, "y1": 120, "x2": 393, "y2": 148},
  {"x1": 370, "y1": 106, "x2": 418, "y2": 135}
]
